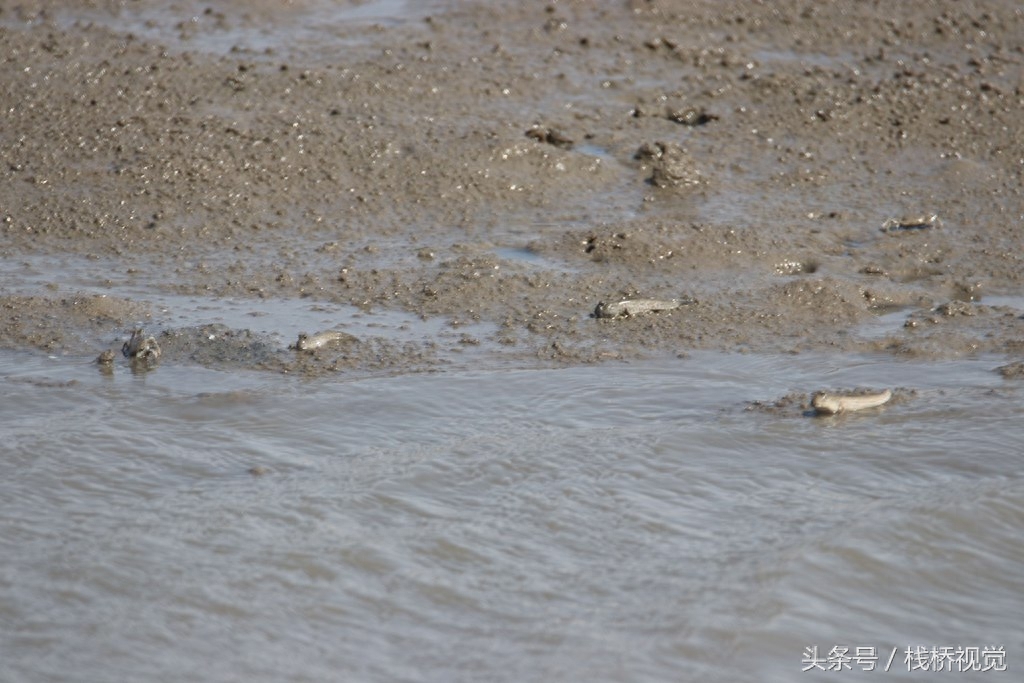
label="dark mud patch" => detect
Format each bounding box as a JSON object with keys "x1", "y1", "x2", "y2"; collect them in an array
[{"x1": 156, "y1": 324, "x2": 282, "y2": 370}]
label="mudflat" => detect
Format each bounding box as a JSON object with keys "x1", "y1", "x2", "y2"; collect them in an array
[{"x1": 2, "y1": 0, "x2": 1022, "y2": 376}]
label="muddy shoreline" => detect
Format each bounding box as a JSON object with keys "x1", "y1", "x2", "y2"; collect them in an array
[{"x1": 2, "y1": 0, "x2": 1022, "y2": 376}]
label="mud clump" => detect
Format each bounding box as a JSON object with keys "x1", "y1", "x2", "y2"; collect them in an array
[
  {"x1": 525, "y1": 126, "x2": 574, "y2": 149},
  {"x1": 996, "y1": 361, "x2": 1024, "y2": 380},
  {"x1": 157, "y1": 325, "x2": 280, "y2": 370},
  {"x1": 745, "y1": 392, "x2": 812, "y2": 417},
  {"x1": 635, "y1": 142, "x2": 704, "y2": 189},
  {"x1": 0, "y1": 295, "x2": 151, "y2": 354}
]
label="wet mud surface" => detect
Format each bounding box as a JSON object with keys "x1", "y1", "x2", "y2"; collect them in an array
[{"x1": 2, "y1": 0, "x2": 1023, "y2": 376}]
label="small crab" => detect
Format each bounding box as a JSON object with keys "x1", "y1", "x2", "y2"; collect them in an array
[{"x1": 122, "y1": 328, "x2": 161, "y2": 362}]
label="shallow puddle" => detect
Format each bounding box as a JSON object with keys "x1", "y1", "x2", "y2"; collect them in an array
[{"x1": 22, "y1": 0, "x2": 449, "y2": 58}]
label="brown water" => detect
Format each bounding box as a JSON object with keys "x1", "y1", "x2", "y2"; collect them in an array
[{"x1": 2, "y1": 348, "x2": 1021, "y2": 682}]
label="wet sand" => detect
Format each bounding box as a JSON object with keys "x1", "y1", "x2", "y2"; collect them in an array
[{"x1": 1, "y1": 0, "x2": 1022, "y2": 376}]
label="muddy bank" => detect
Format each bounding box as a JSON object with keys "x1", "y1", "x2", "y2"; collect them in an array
[{"x1": 1, "y1": 0, "x2": 1022, "y2": 375}]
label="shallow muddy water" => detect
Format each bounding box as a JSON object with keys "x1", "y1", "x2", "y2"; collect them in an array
[
  {"x1": 26, "y1": 0, "x2": 444, "y2": 58},
  {"x1": 1, "y1": 350, "x2": 1021, "y2": 682}
]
